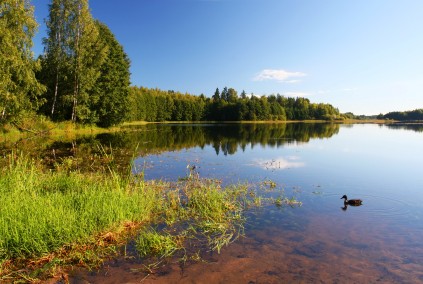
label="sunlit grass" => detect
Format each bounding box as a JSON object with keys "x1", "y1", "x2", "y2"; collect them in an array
[
  {"x1": 137, "y1": 229, "x2": 184, "y2": 258},
  {"x1": 0, "y1": 116, "x2": 123, "y2": 144},
  {"x1": 122, "y1": 121, "x2": 149, "y2": 126},
  {"x1": 0, "y1": 153, "x2": 300, "y2": 281},
  {"x1": 0, "y1": 153, "x2": 160, "y2": 279}
]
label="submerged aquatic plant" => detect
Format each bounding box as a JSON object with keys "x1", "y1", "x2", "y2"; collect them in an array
[
  {"x1": 274, "y1": 196, "x2": 302, "y2": 207},
  {"x1": 136, "y1": 172, "x2": 251, "y2": 260},
  {"x1": 137, "y1": 229, "x2": 184, "y2": 258}
]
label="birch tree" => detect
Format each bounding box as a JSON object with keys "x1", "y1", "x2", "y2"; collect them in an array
[
  {"x1": 39, "y1": 0, "x2": 71, "y2": 120},
  {"x1": 71, "y1": 0, "x2": 107, "y2": 123},
  {"x1": 40, "y1": 0, "x2": 106, "y2": 123}
]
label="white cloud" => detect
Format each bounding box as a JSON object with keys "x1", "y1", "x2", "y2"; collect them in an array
[{"x1": 253, "y1": 69, "x2": 306, "y2": 82}]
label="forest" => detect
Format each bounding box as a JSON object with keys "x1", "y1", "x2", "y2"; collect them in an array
[
  {"x1": 127, "y1": 87, "x2": 342, "y2": 122},
  {"x1": 1, "y1": 0, "x2": 130, "y2": 128},
  {"x1": 1, "y1": 0, "x2": 418, "y2": 129},
  {"x1": 379, "y1": 109, "x2": 423, "y2": 121}
]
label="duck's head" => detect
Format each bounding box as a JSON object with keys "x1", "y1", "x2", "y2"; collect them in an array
[{"x1": 340, "y1": 195, "x2": 348, "y2": 200}]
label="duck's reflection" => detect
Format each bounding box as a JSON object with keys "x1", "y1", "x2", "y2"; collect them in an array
[{"x1": 341, "y1": 203, "x2": 363, "y2": 211}]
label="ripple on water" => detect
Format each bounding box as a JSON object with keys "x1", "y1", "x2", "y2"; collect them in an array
[{"x1": 316, "y1": 192, "x2": 416, "y2": 221}]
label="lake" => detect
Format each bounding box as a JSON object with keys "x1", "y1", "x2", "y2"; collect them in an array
[{"x1": 4, "y1": 123, "x2": 423, "y2": 283}]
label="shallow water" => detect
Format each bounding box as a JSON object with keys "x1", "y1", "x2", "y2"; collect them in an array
[
  {"x1": 6, "y1": 123, "x2": 423, "y2": 283},
  {"x1": 70, "y1": 198, "x2": 423, "y2": 283}
]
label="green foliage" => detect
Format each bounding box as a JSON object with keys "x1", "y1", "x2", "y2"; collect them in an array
[
  {"x1": 136, "y1": 229, "x2": 183, "y2": 258},
  {"x1": 38, "y1": 0, "x2": 71, "y2": 120},
  {"x1": 0, "y1": 0, "x2": 45, "y2": 124},
  {"x1": 128, "y1": 87, "x2": 205, "y2": 122},
  {"x1": 383, "y1": 109, "x2": 423, "y2": 121},
  {"x1": 66, "y1": 0, "x2": 108, "y2": 124},
  {"x1": 38, "y1": 0, "x2": 114, "y2": 125},
  {"x1": 0, "y1": 153, "x2": 158, "y2": 262},
  {"x1": 91, "y1": 21, "x2": 131, "y2": 127},
  {"x1": 128, "y1": 86, "x2": 341, "y2": 122}
]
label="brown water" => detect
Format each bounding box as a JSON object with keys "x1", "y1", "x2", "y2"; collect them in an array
[
  {"x1": 3, "y1": 123, "x2": 423, "y2": 283},
  {"x1": 69, "y1": 204, "x2": 422, "y2": 283}
]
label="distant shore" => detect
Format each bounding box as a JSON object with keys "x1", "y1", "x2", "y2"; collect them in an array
[{"x1": 2, "y1": 118, "x2": 410, "y2": 141}]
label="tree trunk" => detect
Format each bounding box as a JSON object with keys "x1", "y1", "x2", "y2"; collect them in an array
[
  {"x1": 72, "y1": 76, "x2": 79, "y2": 122},
  {"x1": 51, "y1": 27, "x2": 61, "y2": 117},
  {"x1": 71, "y1": 3, "x2": 82, "y2": 123},
  {"x1": 51, "y1": 70, "x2": 59, "y2": 116}
]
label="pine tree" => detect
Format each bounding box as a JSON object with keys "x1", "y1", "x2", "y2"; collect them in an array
[
  {"x1": 90, "y1": 21, "x2": 130, "y2": 127},
  {"x1": 0, "y1": 0, "x2": 45, "y2": 123},
  {"x1": 212, "y1": 88, "x2": 220, "y2": 101},
  {"x1": 221, "y1": 87, "x2": 228, "y2": 102}
]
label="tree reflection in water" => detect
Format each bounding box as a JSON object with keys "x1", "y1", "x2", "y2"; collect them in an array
[{"x1": 1, "y1": 123, "x2": 340, "y2": 171}]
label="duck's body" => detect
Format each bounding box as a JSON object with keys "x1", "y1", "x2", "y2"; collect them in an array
[{"x1": 341, "y1": 195, "x2": 362, "y2": 206}]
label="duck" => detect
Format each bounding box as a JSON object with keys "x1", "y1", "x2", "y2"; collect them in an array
[{"x1": 340, "y1": 195, "x2": 363, "y2": 206}]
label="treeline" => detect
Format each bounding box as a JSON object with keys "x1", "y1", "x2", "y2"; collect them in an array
[
  {"x1": 127, "y1": 88, "x2": 205, "y2": 122},
  {"x1": 379, "y1": 109, "x2": 423, "y2": 121},
  {"x1": 1, "y1": 0, "x2": 130, "y2": 128},
  {"x1": 128, "y1": 87, "x2": 342, "y2": 122}
]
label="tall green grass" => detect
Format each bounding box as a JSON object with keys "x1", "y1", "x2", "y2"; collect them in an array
[{"x1": 0, "y1": 154, "x2": 159, "y2": 264}]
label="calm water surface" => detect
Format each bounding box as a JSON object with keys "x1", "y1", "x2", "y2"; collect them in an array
[
  {"x1": 124, "y1": 124, "x2": 422, "y2": 283},
  {"x1": 5, "y1": 123, "x2": 423, "y2": 283}
]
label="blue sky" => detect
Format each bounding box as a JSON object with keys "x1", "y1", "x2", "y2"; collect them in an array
[{"x1": 31, "y1": 0, "x2": 423, "y2": 115}]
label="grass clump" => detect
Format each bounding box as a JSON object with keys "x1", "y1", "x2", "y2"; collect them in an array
[
  {"x1": 137, "y1": 229, "x2": 184, "y2": 258},
  {"x1": 184, "y1": 182, "x2": 248, "y2": 253},
  {"x1": 136, "y1": 169, "x2": 252, "y2": 261},
  {"x1": 0, "y1": 153, "x2": 160, "y2": 279}
]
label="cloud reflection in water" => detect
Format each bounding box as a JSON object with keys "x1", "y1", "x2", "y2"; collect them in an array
[{"x1": 252, "y1": 156, "x2": 305, "y2": 170}]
